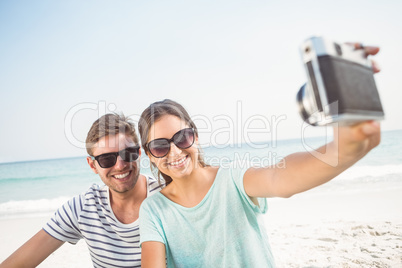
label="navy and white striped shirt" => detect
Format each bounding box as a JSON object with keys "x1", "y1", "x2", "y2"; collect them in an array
[{"x1": 43, "y1": 176, "x2": 164, "y2": 268}]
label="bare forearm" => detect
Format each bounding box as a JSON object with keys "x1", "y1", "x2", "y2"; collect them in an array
[
  {"x1": 0, "y1": 229, "x2": 64, "y2": 268},
  {"x1": 244, "y1": 122, "x2": 381, "y2": 198},
  {"x1": 141, "y1": 241, "x2": 166, "y2": 268},
  {"x1": 271, "y1": 122, "x2": 381, "y2": 197},
  {"x1": 275, "y1": 142, "x2": 362, "y2": 197}
]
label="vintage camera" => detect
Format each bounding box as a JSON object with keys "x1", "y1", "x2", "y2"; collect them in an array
[{"x1": 297, "y1": 36, "x2": 384, "y2": 126}]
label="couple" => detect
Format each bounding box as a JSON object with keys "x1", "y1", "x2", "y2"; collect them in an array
[{"x1": 1, "y1": 46, "x2": 381, "y2": 268}]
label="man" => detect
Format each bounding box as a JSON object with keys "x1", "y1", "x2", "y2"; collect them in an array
[{"x1": 0, "y1": 113, "x2": 164, "y2": 267}]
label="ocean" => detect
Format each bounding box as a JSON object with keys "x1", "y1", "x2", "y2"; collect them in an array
[{"x1": 0, "y1": 129, "x2": 401, "y2": 219}]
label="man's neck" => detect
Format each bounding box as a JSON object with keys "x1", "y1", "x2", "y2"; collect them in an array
[{"x1": 109, "y1": 174, "x2": 147, "y2": 224}]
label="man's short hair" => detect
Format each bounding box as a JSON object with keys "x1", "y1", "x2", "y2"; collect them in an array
[{"x1": 85, "y1": 113, "x2": 139, "y2": 156}]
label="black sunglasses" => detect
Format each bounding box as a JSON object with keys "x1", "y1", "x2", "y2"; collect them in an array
[
  {"x1": 146, "y1": 128, "x2": 195, "y2": 158},
  {"x1": 91, "y1": 146, "x2": 140, "y2": 168}
]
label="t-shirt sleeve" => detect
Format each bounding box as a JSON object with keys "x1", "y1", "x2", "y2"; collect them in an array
[
  {"x1": 42, "y1": 195, "x2": 83, "y2": 244},
  {"x1": 230, "y1": 161, "x2": 268, "y2": 214},
  {"x1": 139, "y1": 198, "x2": 166, "y2": 246}
]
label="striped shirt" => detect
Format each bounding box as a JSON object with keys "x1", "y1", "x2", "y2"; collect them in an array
[{"x1": 43, "y1": 176, "x2": 164, "y2": 268}]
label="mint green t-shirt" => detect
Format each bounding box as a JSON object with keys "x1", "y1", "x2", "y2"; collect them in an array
[{"x1": 139, "y1": 163, "x2": 275, "y2": 267}]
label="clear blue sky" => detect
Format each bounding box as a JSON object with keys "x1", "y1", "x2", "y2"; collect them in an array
[{"x1": 1, "y1": 0, "x2": 401, "y2": 163}]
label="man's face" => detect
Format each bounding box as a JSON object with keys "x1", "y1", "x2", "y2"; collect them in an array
[{"x1": 87, "y1": 133, "x2": 141, "y2": 195}]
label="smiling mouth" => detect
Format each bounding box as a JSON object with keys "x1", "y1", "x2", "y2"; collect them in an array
[
  {"x1": 113, "y1": 171, "x2": 130, "y2": 179},
  {"x1": 169, "y1": 155, "x2": 188, "y2": 167}
]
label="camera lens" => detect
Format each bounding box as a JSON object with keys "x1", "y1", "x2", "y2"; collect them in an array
[
  {"x1": 297, "y1": 84, "x2": 312, "y2": 122},
  {"x1": 297, "y1": 84, "x2": 322, "y2": 126},
  {"x1": 334, "y1": 43, "x2": 342, "y2": 56}
]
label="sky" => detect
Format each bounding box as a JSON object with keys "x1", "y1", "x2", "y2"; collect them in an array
[{"x1": 1, "y1": 0, "x2": 401, "y2": 163}]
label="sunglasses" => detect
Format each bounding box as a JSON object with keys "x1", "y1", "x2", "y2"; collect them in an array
[
  {"x1": 146, "y1": 128, "x2": 195, "y2": 158},
  {"x1": 91, "y1": 146, "x2": 140, "y2": 168}
]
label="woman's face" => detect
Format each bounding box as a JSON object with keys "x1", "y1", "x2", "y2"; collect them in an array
[{"x1": 147, "y1": 114, "x2": 199, "y2": 180}]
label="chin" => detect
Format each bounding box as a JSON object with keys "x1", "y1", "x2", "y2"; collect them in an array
[{"x1": 172, "y1": 163, "x2": 195, "y2": 178}]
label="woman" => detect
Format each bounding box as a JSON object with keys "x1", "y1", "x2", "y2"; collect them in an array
[{"x1": 137, "y1": 47, "x2": 381, "y2": 268}]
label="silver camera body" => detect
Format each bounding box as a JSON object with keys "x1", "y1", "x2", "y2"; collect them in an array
[{"x1": 297, "y1": 36, "x2": 384, "y2": 126}]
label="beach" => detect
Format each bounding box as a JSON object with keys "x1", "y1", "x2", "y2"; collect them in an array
[
  {"x1": 1, "y1": 186, "x2": 401, "y2": 267},
  {"x1": 0, "y1": 216, "x2": 92, "y2": 267},
  {"x1": 1, "y1": 130, "x2": 401, "y2": 267},
  {"x1": 266, "y1": 188, "x2": 402, "y2": 267}
]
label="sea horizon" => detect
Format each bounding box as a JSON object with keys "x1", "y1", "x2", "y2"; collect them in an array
[{"x1": 1, "y1": 128, "x2": 401, "y2": 165}]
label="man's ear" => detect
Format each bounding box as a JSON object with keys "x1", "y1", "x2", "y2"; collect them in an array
[
  {"x1": 87, "y1": 156, "x2": 98, "y2": 174},
  {"x1": 136, "y1": 147, "x2": 143, "y2": 162}
]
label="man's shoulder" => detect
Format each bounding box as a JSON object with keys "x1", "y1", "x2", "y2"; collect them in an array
[
  {"x1": 144, "y1": 174, "x2": 162, "y2": 185},
  {"x1": 82, "y1": 183, "x2": 108, "y2": 195},
  {"x1": 71, "y1": 183, "x2": 109, "y2": 205},
  {"x1": 143, "y1": 174, "x2": 165, "y2": 196}
]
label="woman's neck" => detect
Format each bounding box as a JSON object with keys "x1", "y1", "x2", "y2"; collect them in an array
[{"x1": 162, "y1": 166, "x2": 219, "y2": 208}]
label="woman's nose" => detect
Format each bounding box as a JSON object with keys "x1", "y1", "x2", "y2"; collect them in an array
[{"x1": 168, "y1": 142, "x2": 182, "y2": 156}]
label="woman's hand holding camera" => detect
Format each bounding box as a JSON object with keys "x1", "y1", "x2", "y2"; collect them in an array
[{"x1": 335, "y1": 43, "x2": 381, "y2": 163}]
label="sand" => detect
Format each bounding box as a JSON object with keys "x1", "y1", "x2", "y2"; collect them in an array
[
  {"x1": 0, "y1": 188, "x2": 401, "y2": 267},
  {"x1": 265, "y1": 189, "x2": 402, "y2": 267},
  {"x1": 0, "y1": 215, "x2": 92, "y2": 267}
]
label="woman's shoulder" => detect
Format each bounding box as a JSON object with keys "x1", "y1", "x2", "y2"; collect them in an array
[
  {"x1": 215, "y1": 161, "x2": 251, "y2": 178},
  {"x1": 141, "y1": 190, "x2": 165, "y2": 209}
]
